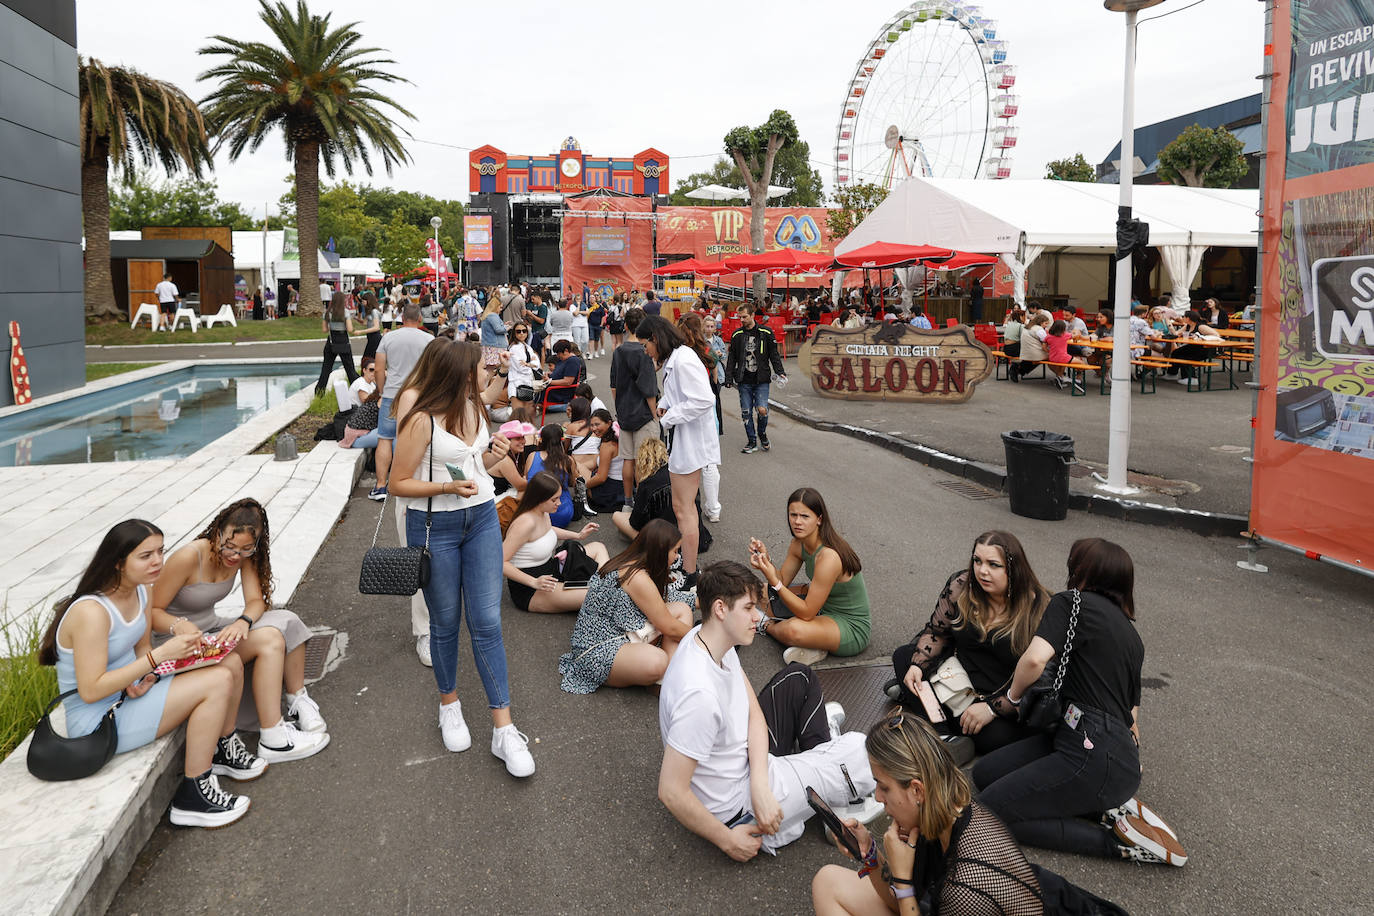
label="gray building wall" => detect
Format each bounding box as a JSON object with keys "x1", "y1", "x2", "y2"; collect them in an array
[{"x1": 0, "y1": 0, "x2": 82, "y2": 407}]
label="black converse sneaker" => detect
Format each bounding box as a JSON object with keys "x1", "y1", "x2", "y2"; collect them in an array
[
  {"x1": 212, "y1": 733, "x2": 267, "y2": 781},
  {"x1": 169, "y1": 770, "x2": 250, "y2": 828}
]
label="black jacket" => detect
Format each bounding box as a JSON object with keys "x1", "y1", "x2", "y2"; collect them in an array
[{"x1": 725, "y1": 324, "x2": 785, "y2": 386}]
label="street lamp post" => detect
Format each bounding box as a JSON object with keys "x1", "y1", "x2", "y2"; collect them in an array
[
  {"x1": 1100, "y1": 0, "x2": 1165, "y2": 495},
  {"x1": 430, "y1": 216, "x2": 443, "y2": 294}
]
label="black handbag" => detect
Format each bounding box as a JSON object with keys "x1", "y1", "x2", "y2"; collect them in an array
[
  {"x1": 1019, "y1": 588, "x2": 1081, "y2": 732},
  {"x1": 359, "y1": 418, "x2": 434, "y2": 596},
  {"x1": 515, "y1": 384, "x2": 536, "y2": 401},
  {"x1": 27, "y1": 689, "x2": 123, "y2": 781}
]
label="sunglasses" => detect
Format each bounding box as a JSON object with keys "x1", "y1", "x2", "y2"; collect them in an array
[{"x1": 515, "y1": 329, "x2": 529, "y2": 334}]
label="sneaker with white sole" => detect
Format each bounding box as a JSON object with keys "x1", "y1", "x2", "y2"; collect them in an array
[
  {"x1": 368, "y1": 486, "x2": 388, "y2": 501},
  {"x1": 211, "y1": 733, "x2": 267, "y2": 781},
  {"x1": 256, "y1": 721, "x2": 330, "y2": 763},
  {"x1": 1114, "y1": 813, "x2": 1187, "y2": 866},
  {"x1": 286, "y1": 689, "x2": 326, "y2": 733},
  {"x1": 416, "y1": 634, "x2": 432, "y2": 667},
  {"x1": 825, "y1": 701, "x2": 846, "y2": 740},
  {"x1": 783, "y1": 645, "x2": 829, "y2": 667},
  {"x1": 1102, "y1": 796, "x2": 1177, "y2": 839},
  {"x1": 492, "y1": 724, "x2": 535, "y2": 777},
  {"x1": 169, "y1": 770, "x2": 250, "y2": 829},
  {"x1": 439, "y1": 700, "x2": 471, "y2": 752}
]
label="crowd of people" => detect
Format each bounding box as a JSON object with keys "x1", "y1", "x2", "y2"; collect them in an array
[{"x1": 45, "y1": 279, "x2": 1187, "y2": 913}]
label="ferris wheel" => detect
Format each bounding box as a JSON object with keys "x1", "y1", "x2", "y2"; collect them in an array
[{"x1": 834, "y1": 1, "x2": 1018, "y2": 189}]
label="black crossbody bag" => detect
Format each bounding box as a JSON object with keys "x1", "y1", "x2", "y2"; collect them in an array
[
  {"x1": 27, "y1": 688, "x2": 125, "y2": 781},
  {"x1": 359, "y1": 417, "x2": 434, "y2": 596},
  {"x1": 1019, "y1": 588, "x2": 1081, "y2": 732}
]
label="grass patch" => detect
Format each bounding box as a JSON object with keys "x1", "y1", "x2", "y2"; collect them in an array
[
  {"x1": 86, "y1": 362, "x2": 160, "y2": 382},
  {"x1": 86, "y1": 316, "x2": 328, "y2": 347},
  {"x1": 0, "y1": 611, "x2": 58, "y2": 762},
  {"x1": 251, "y1": 389, "x2": 336, "y2": 456}
]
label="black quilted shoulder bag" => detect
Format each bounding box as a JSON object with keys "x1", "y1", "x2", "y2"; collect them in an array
[
  {"x1": 1019, "y1": 588, "x2": 1081, "y2": 732},
  {"x1": 27, "y1": 689, "x2": 123, "y2": 781},
  {"x1": 359, "y1": 417, "x2": 434, "y2": 596}
]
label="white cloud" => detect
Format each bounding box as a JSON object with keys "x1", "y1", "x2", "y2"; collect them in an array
[{"x1": 74, "y1": 0, "x2": 1263, "y2": 210}]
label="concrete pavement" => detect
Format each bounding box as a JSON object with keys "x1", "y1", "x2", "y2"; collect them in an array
[{"x1": 108, "y1": 366, "x2": 1373, "y2": 916}]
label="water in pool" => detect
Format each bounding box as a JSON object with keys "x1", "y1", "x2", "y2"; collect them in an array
[{"x1": 0, "y1": 364, "x2": 318, "y2": 467}]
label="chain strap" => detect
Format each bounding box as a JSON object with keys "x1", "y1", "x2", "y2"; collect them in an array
[
  {"x1": 1050, "y1": 588, "x2": 1081, "y2": 696},
  {"x1": 368, "y1": 415, "x2": 435, "y2": 550}
]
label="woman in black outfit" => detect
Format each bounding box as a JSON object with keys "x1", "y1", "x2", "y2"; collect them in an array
[
  {"x1": 314, "y1": 291, "x2": 358, "y2": 395},
  {"x1": 358, "y1": 291, "x2": 383, "y2": 359},
  {"x1": 973, "y1": 538, "x2": 1186, "y2": 867},
  {"x1": 890, "y1": 531, "x2": 1049, "y2": 757},
  {"x1": 1198, "y1": 297, "x2": 1229, "y2": 329}
]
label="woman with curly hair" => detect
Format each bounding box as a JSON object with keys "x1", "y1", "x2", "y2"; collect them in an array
[{"x1": 150, "y1": 498, "x2": 329, "y2": 764}]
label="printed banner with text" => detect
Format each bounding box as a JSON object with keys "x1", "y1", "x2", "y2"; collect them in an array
[
  {"x1": 656, "y1": 207, "x2": 861, "y2": 287},
  {"x1": 559, "y1": 197, "x2": 653, "y2": 300},
  {"x1": 463, "y1": 216, "x2": 493, "y2": 262}
]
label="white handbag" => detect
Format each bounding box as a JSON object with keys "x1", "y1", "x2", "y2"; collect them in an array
[{"x1": 929, "y1": 655, "x2": 977, "y2": 716}]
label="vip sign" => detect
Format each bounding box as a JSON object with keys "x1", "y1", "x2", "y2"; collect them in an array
[
  {"x1": 796, "y1": 324, "x2": 994, "y2": 403},
  {"x1": 712, "y1": 211, "x2": 745, "y2": 243},
  {"x1": 1312, "y1": 255, "x2": 1374, "y2": 361}
]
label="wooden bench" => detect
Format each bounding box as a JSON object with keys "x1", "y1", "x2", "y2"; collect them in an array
[
  {"x1": 1146, "y1": 356, "x2": 1221, "y2": 391},
  {"x1": 1040, "y1": 360, "x2": 1093, "y2": 396}
]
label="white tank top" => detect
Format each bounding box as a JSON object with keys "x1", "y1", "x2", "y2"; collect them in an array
[{"x1": 511, "y1": 526, "x2": 557, "y2": 568}]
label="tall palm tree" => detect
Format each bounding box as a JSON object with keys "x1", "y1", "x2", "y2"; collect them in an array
[
  {"x1": 80, "y1": 58, "x2": 210, "y2": 321},
  {"x1": 199, "y1": 0, "x2": 412, "y2": 317}
]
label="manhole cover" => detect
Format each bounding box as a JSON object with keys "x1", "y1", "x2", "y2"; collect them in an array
[
  {"x1": 302, "y1": 632, "x2": 334, "y2": 681},
  {"x1": 935, "y1": 479, "x2": 1000, "y2": 500},
  {"x1": 815, "y1": 662, "x2": 899, "y2": 737}
]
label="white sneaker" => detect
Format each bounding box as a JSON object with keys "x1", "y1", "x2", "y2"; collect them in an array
[
  {"x1": 416, "y1": 634, "x2": 432, "y2": 667},
  {"x1": 1103, "y1": 796, "x2": 1177, "y2": 839},
  {"x1": 439, "y1": 700, "x2": 471, "y2": 752},
  {"x1": 834, "y1": 795, "x2": 885, "y2": 826},
  {"x1": 825, "y1": 701, "x2": 846, "y2": 740},
  {"x1": 783, "y1": 646, "x2": 829, "y2": 667},
  {"x1": 1114, "y1": 813, "x2": 1187, "y2": 866},
  {"x1": 491, "y1": 724, "x2": 535, "y2": 777},
  {"x1": 256, "y1": 721, "x2": 330, "y2": 763},
  {"x1": 286, "y1": 689, "x2": 326, "y2": 733},
  {"x1": 704, "y1": 510, "x2": 721, "y2": 523}
]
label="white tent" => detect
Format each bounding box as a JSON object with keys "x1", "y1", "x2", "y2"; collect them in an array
[{"x1": 835, "y1": 178, "x2": 1259, "y2": 307}]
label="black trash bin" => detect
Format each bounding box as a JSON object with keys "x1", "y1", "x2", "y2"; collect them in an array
[{"x1": 1001, "y1": 430, "x2": 1075, "y2": 521}]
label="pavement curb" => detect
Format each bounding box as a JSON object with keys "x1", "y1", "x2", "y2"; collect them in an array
[
  {"x1": 87, "y1": 338, "x2": 323, "y2": 350},
  {"x1": 768, "y1": 399, "x2": 1249, "y2": 538}
]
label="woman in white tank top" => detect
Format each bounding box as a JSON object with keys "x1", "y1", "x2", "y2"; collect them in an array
[{"x1": 502, "y1": 470, "x2": 608, "y2": 614}]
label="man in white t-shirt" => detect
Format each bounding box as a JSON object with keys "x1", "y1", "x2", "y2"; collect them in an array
[
  {"x1": 154, "y1": 273, "x2": 179, "y2": 331},
  {"x1": 657, "y1": 561, "x2": 879, "y2": 861}
]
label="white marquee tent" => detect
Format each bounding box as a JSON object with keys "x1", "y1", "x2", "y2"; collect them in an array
[{"x1": 834, "y1": 178, "x2": 1260, "y2": 308}]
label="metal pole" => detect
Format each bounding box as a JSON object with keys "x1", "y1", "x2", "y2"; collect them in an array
[
  {"x1": 1102, "y1": 9, "x2": 1141, "y2": 495},
  {"x1": 262, "y1": 203, "x2": 268, "y2": 319}
]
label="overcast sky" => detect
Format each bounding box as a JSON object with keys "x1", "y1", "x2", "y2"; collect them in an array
[{"x1": 74, "y1": 0, "x2": 1264, "y2": 216}]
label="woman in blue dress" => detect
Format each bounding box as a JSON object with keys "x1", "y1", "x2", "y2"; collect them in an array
[
  {"x1": 525, "y1": 423, "x2": 577, "y2": 529},
  {"x1": 38, "y1": 519, "x2": 258, "y2": 828}
]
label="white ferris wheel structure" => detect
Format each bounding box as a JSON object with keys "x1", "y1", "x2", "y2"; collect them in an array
[{"x1": 834, "y1": 0, "x2": 1018, "y2": 190}]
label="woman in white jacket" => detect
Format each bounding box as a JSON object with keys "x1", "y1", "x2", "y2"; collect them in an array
[{"x1": 635, "y1": 316, "x2": 717, "y2": 588}]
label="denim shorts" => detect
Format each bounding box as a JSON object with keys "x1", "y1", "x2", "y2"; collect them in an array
[{"x1": 377, "y1": 396, "x2": 396, "y2": 440}]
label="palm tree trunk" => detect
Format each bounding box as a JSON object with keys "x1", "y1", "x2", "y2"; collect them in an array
[
  {"x1": 81, "y1": 144, "x2": 122, "y2": 322},
  {"x1": 295, "y1": 139, "x2": 322, "y2": 317}
]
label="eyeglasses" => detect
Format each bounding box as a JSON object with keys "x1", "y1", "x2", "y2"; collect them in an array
[{"x1": 219, "y1": 541, "x2": 258, "y2": 558}]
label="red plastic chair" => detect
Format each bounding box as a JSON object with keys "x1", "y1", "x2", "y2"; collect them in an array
[
  {"x1": 973, "y1": 323, "x2": 1001, "y2": 348},
  {"x1": 766, "y1": 315, "x2": 789, "y2": 358},
  {"x1": 536, "y1": 377, "x2": 579, "y2": 424},
  {"x1": 946, "y1": 318, "x2": 958, "y2": 328}
]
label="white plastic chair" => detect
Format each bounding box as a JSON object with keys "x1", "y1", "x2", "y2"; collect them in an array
[
  {"x1": 171, "y1": 307, "x2": 200, "y2": 332},
  {"x1": 202, "y1": 304, "x2": 238, "y2": 328},
  {"x1": 130, "y1": 303, "x2": 159, "y2": 330}
]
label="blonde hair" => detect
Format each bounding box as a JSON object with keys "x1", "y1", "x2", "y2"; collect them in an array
[
  {"x1": 635, "y1": 437, "x2": 668, "y2": 481},
  {"x1": 866, "y1": 714, "x2": 971, "y2": 842}
]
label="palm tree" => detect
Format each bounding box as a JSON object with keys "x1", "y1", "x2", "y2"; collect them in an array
[
  {"x1": 80, "y1": 58, "x2": 210, "y2": 321},
  {"x1": 199, "y1": 0, "x2": 412, "y2": 317}
]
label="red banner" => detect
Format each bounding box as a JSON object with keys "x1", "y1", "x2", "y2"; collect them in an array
[
  {"x1": 1250, "y1": 0, "x2": 1374, "y2": 573},
  {"x1": 463, "y1": 216, "x2": 493, "y2": 262},
  {"x1": 560, "y1": 196, "x2": 653, "y2": 300}
]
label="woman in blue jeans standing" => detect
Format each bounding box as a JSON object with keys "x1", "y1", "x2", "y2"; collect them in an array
[
  {"x1": 974, "y1": 538, "x2": 1186, "y2": 867},
  {"x1": 388, "y1": 340, "x2": 536, "y2": 778}
]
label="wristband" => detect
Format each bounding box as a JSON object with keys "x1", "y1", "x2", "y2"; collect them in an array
[
  {"x1": 893, "y1": 886, "x2": 916, "y2": 900},
  {"x1": 146, "y1": 651, "x2": 158, "y2": 671},
  {"x1": 236, "y1": 614, "x2": 253, "y2": 628}
]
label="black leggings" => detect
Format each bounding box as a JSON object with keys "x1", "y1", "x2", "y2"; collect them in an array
[
  {"x1": 757, "y1": 662, "x2": 831, "y2": 757},
  {"x1": 973, "y1": 704, "x2": 1140, "y2": 858},
  {"x1": 316, "y1": 334, "x2": 358, "y2": 393}
]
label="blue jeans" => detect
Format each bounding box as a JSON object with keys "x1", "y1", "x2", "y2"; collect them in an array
[
  {"x1": 738, "y1": 382, "x2": 770, "y2": 443},
  {"x1": 377, "y1": 396, "x2": 396, "y2": 440},
  {"x1": 350, "y1": 430, "x2": 379, "y2": 449},
  {"x1": 406, "y1": 501, "x2": 510, "y2": 707}
]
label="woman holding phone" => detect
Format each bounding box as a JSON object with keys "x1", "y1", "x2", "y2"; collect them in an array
[{"x1": 502, "y1": 471, "x2": 607, "y2": 614}]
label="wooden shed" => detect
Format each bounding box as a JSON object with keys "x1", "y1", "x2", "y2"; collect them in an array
[{"x1": 110, "y1": 239, "x2": 236, "y2": 319}]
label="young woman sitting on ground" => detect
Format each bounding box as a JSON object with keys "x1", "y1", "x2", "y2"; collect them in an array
[
  {"x1": 611, "y1": 438, "x2": 711, "y2": 560},
  {"x1": 151, "y1": 498, "x2": 329, "y2": 764},
  {"x1": 582, "y1": 409, "x2": 625, "y2": 515},
  {"x1": 748, "y1": 487, "x2": 870, "y2": 668},
  {"x1": 890, "y1": 531, "x2": 1050, "y2": 757},
  {"x1": 564, "y1": 397, "x2": 602, "y2": 480},
  {"x1": 525, "y1": 422, "x2": 577, "y2": 529},
  {"x1": 973, "y1": 538, "x2": 1186, "y2": 868},
  {"x1": 487, "y1": 419, "x2": 536, "y2": 499},
  {"x1": 341, "y1": 386, "x2": 381, "y2": 450},
  {"x1": 575, "y1": 381, "x2": 606, "y2": 415},
  {"x1": 502, "y1": 471, "x2": 608, "y2": 614},
  {"x1": 557, "y1": 519, "x2": 694, "y2": 693},
  {"x1": 811, "y1": 715, "x2": 1128, "y2": 916},
  {"x1": 38, "y1": 519, "x2": 255, "y2": 828}
]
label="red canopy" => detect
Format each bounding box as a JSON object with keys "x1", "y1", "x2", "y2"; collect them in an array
[
  {"x1": 724, "y1": 249, "x2": 834, "y2": 272},
  {"x1": 691, "y1": 259, "x2": 741, "y2": 276},
  {"x1": 936, "y1": 251, "x2": 1000, "y2": 270},
  {"x1": 833, "y1": 242, "x2": 955, "y2": 269},
  {"x1": 652, "y1": 258, "x2": 704, "y2": 276}
]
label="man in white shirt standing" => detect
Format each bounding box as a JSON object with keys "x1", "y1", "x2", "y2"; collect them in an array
[
  {"x1": 154, "y1": 273, "x2": 179, "y2": 331},
  {"x1": 319, "y1": 280, "x2": 333, "y2": 308},
  {"x1": 657, "y1": 561, "x2": 879, "y2": 861}
]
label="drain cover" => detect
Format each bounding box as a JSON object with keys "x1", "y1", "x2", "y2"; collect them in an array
[
  {"x1": 935, "y1": 479, "x2": 1000, "y2": 500},
  {"x1": 815, "y1": 663, "x2": 899, "y2": 738},
  {"x1": 302, "y1": 632, "x2": 334, "y2": 681}
]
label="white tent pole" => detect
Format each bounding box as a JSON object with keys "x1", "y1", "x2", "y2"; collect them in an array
[{"x1": 1103, "y1": 7, "x2": 1143, "y2": 495}]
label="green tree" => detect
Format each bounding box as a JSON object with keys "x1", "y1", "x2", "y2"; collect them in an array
[
  {"x1": 826, "y1": 182, "x2": 889, "y2": 242},
  {"x1": 1156, "y1": 123, "x2": 1248, "y2": 188},
  {"x1": 109, "y1": 173, "x2": 257, "y2": 231},
  {"x1": 724, "y1": 110, "x2": 800, "y2": 299},
  {"x1": 199, "y1": 0, "x2": 413, "y2": 317},
  {"x1": 376, "y1": 209, "x2": 427, "y2": 277},
  {"x1": 669, "y1": 143, "x2": 823, "y2": 208},
  {"x1": 1044, "y1": 153, "x2": 1097, "y2": 182},
  {"x1": 79, "y1": 58, "x2": 211, "y2": 321},
  {"x1": 316, "y1": 182, "x2": 377, "y2": 257}
]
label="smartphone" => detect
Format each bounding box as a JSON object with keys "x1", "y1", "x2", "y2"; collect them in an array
[
  {"x1": 914, "y1": 678, "x2": 946, "y2": 724},
  {"x1": 445, "y1": 462, "x2": 466, "y2": 481},
  {"x1": 806, "y1": 786, "x2": 863, "y2": 860},
  {"x1": 561, "y1": 580, "x2": 589, "y2": 589}
]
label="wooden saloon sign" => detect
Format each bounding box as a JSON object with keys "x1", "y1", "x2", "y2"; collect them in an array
[{"x1": 796, "y1": 324, "x2": 993, "y2": 403}]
